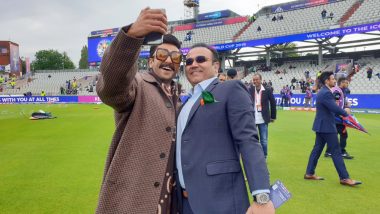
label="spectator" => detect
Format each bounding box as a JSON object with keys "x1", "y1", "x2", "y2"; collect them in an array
[
  {"x1": 375, "y1": 73, "x2": 380, "y2": 79},
  {"x1": 272, "y1": 16, "x2": 277, "y2": 21},
  {"x1": 257, "y1": 26, "x2": 262, "y2": 32},
  {"x1": 72, "y1": 80, "x2": 78, "y2": 89},
  {"x1": 66, "y1": 80, "x2": 71, "y2": 90},
  {"x1": 304, "y1": 86, "x2": 313, "y2": 107},
  {"x1": 263, "y1": 80, "x2": 267, "y2": 87},
  {"x1": 280, "y1": 86, "x2": 287, "y2": 107},
  {"x1": 296, "y1": 82, "x2": 300, "y2": 90},
  {"x1": 367, "y1": 67, "x2": 373, "y2": 80},
  {"x1": 10, "y1": 80, "x2": 16, "y2": 89},
  {"x1": 184, "y1": 30, "x2": 193, "y2": 41},
  {"x1": 290, "y1": 83, "x2": 295, "y2": 90},
  {"x1": 305, "y1": 70, "x2": 310, "y2": 79},
  {"x1": 48, "y1": 74, "x2": 51, "y2": 78},
  {"x1": 317, "y1": 70, "x2": 322, "y2": 78},
  {"x1": 41, "y1": 91, "x2": 46, "y2": 96},
  {"x1": 244, "y1": 81, "x2": 250, "y2": 88},
  {"x1": 286, "y1": 87, "x2": 293, "y2": 107},
  {"x1": 226, "y1": 68, "x2": 238, "y2": 80},
  {"x1": 300, "y1": 79, "x2": 306, "y2": 88},
  {"x1": 329, "y1": 12, "x2": 334, "y2": 20},
  {"x1": 321, "y1": 9, "x2": 327, "y2": 19},
  {"x1": 325, "y1": 77, "x2": 354, "y2": 159},
  {"x1": 60, "y1": 86, "x2": 65, "y2": 95},
  {"x1": 217, "y1": 73, "x2": 227, "y2": 82},
  {"x1": 268, "y1": 80, "x2": 273, "y2": 87},
  {"x1": 24, "y1": 91, "x2": 32, "y2": 97},
  {"x1": 249, "y1": 15, "x2": 256, "y2": 23},
  {"x1": 291, "y1": 77, "x2": 297, "y2": 84},
  {"x1": 248, "y1": 73, "x2": 277, "y2": 158}
]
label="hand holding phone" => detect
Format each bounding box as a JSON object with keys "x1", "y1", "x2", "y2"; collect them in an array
[{"x1": 127, "y1": 8, "x2": 167, "y2": 45}]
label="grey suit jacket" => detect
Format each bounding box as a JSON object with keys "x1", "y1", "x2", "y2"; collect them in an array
[{"x1": 178, "y1": 79, "x2": 270, "y2": 214}]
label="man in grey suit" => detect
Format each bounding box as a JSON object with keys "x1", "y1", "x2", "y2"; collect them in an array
[
  {"x1": 176, "y1": 43, "x2": 275, "y2": 214},
  {"x1": 304, "y1": 71, "x2": 361, "y2": 186}
]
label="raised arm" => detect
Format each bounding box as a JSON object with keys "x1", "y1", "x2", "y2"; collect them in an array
[{"x1": 96, "y1": 8, "x2": 167, "y2": 112}]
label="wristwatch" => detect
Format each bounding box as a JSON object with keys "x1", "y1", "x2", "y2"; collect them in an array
[{"x1": 254, "y1": 193, "x2": 270, "y2": 205}]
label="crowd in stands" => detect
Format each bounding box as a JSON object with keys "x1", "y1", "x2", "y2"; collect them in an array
[
  {"x1": 237, "y1": 0, "x2": 357, "y2": 43},
  {"x1": 321, "y1": 9, "x2": 334, "y2": 20},
  {"x1": 60, "y1": 78, "x2": 79, "y2": 95},
  {"x1": 0, "y1": 70, "x2": 100, "y2": 96},
  {"x1": 271, "y1": 14, "x2": 284, "y2": 22},
  {"x1": 0, "y1": 75, "x2": 18, "y2": 91}
]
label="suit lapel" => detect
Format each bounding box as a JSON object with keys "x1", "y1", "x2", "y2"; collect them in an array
[
  {"x1": 185, "y1": 78, "x2": 219, "y2": 128},
  {"x1": 176, "y1": 98, "x2": 189, "y2": 119}
]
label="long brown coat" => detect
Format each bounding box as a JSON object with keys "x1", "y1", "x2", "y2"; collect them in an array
[{"x1": 96, "y1": 29, "x2": 177, "y2": 213}]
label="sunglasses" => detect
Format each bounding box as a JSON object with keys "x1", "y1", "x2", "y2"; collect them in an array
[
  {"x1": 185, "y1": 56, "x2": 211, "y2": 66},
  {"x1": 155, "y1": 48, "x2": 182, "y2": 64}
]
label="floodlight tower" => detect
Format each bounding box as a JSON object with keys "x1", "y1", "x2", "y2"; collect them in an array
[{"x1": 184, "y1": 0, "x2": 200, "y2": 21}]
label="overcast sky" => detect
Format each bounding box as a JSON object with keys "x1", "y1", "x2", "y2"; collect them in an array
[{"x1": 0, "y1": 0, "x2": 292, "y2": 67}]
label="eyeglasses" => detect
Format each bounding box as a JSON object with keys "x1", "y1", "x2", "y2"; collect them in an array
[
  {"x1": 155, "y1": 48, "x2": 182, "y2": 64},
  {"x1": 185, "y1": 55, "x2": 210, "y2": 66}
]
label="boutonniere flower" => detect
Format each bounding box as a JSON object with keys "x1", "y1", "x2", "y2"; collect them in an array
[{"x1": 200, "y1": 91, "x2": 218, "y2": 106}]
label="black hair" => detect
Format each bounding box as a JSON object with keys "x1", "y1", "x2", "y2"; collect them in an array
[
  {"x1": 149, "y1": 34, "x2": 182, "y2": 58},
  {"x1": 337, "y1": 76, "x2": 347, "y2": 85},
  {"x1": 319, "y1": 71, "x2": 334, "y2": 85},
  {"x1": 189, "y1": 43, "x2": 219, "y2": 62},
  {"x1": 227, "y1": 69, "x2": 237, "y2": 78}
]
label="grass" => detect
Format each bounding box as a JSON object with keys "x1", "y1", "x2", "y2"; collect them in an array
[{"x1": 0, "y1": 104, "x2": 379, "y2": 213}]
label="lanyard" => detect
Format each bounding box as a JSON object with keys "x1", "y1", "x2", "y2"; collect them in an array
[{"x1": 255, "y1": 87, "x2": 263, "y2": 112}]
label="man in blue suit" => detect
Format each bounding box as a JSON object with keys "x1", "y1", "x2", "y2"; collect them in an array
[
  {"x1": 176, "y1": 43, "x2": 275, "y2": 214},
  {"x1": 304, "y1": 71, "x2": 361, "y2": 186}
]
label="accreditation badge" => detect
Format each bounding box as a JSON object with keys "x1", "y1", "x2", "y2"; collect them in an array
[{"x1": 256, "y1": 104, "x2": 262, "y2": 112}]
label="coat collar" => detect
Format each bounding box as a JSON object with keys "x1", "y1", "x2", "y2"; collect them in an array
[
  {"x1": 141, "y1": 71, "x2": 179, "y2": 108},
  {"x1": 141, "y1": 71, "x2": 160, "y2": 85}
]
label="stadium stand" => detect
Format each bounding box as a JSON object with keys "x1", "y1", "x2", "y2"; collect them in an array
[
  {"x1": 167, "y1": 0, "x2": 377, "y2": 48},
  {"x1": 350, "y1": 56, "x2": 380, "y2": 93},
  {"x1": 242, "y1": 61, "x2": 322, "y2": 94},
  {"x1": 172, "y1": 17, "x2": 247, "y2": 47},
  {"x1": 343, "y1": 0, "x2": 380, "y2": 27},
  {"x1": 240, "y1": 57, "x2": 380, "y2": 95},
  {"x1": 237, "y1": 0, "x2": 357, "y2": 42},
  {"x1": 0, "y1": 70, "x2": 99, "y2": 96}
]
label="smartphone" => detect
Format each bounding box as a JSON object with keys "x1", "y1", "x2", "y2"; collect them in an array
[
  {"x1": 143, "y1": 9, "x2": 166, "y2": 45},
  {"x1": 143, "y1": 32, "x2": 163, "y2": 45}
]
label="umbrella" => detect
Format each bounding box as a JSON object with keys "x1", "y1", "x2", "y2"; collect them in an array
[{"x1": 336, "y1": 114, "x2": 368, "y2": 134}]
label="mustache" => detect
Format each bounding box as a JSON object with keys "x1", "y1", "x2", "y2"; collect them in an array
[{"x1": 159, "y1": 63, "x2": 176, "y2": 71}]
